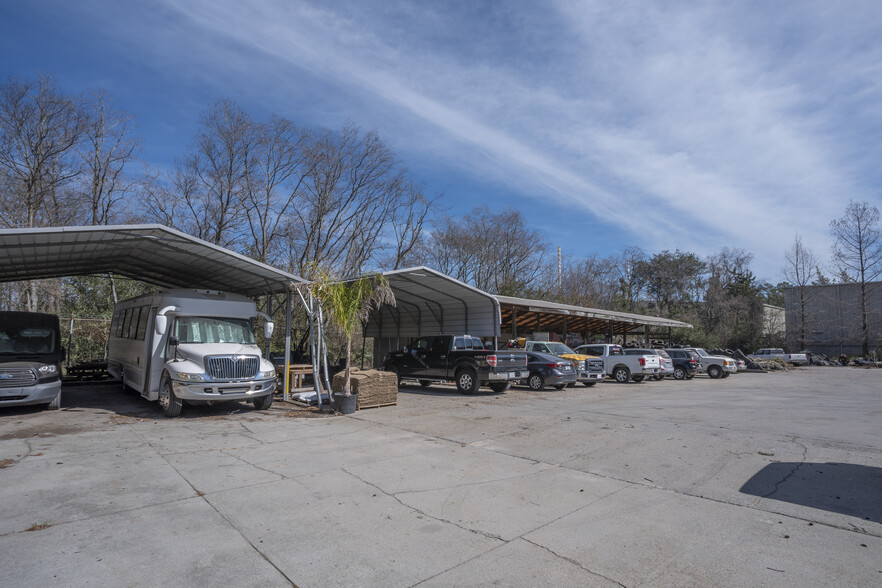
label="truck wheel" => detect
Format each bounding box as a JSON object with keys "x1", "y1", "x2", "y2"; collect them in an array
[
  {"x1": 455, "y1": 368, "x2": 479, "y2": 395},
  {"x1": 528, "y1": 372, "x2": 545, "y2": 391},
  {"x1": 159, "y1": 378, "x2": 183, "y2": 417},
  {"x1": 581, "y1": 382, "x2": 596, "y2": 387},
  {"x1": 252, "y1": 393, "x2": 273, "y2": 410},
  {"x1": 613, "y1": 366, "x2": 631, "y2": 383},
  {"x1": 673, "y1": 367, "x2": 686, "y2": 380},
  {"x1": 489, "y1": 382, "x2": 510, "y2": 393},
  {"x1": 47, "y1": 390, "x2": 61, "y2": 410},
  {"x1": 708, "y1": 365, "x2": 722, "y2": 379},
  {"x1": 419, "y1": 380, "x2": 432, "y2": 387},
  {"x1": 632, "y1": 375, "x2": 645, "y2": 383}
]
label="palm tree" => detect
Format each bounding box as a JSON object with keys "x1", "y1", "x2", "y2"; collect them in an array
[{"x1": 316, "y1": 272, "x2": 395, "y2": 397}]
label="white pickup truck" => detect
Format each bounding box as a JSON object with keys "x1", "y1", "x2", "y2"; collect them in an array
[
  {"x1": 574, "y1": 343, "x2": 661, "y2": 383},
  {"x1": 748, "y1": 348, "x2": 809, "y2": 366}
]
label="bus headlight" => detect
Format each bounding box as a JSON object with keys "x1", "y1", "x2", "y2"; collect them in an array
[{"x1": 177, "y1": 372, "x2": 207, "y2": 382}]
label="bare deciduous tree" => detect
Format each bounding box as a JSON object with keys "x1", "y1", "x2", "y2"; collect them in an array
[
  {"x1": 0, "y1": 74, "x2": 86, "y2": 311},
  {"x1": 783, "y1": 234, "x2": 819, "y2": 349},
  {"x1": 415, "y1": 206, "x2": 548, "y2": 297},
  {"x1": 0, "y1": 74, "x2": 85, "y2": 228},
  {"x1": 78, "y1": 90, "x2": 140, "y2": 225},
  {"x1": 176, "y1": 99, "x2": 255, "y2": 247},
  {"x1": 830, "y1": 200, "x2": 882, "y2": 356},
  {"x1": 243, "y1": 116, "x2": 312, "y2": 264},
  {"x1": 286, "y1": 125, "x2": 399, "y2": 277}
]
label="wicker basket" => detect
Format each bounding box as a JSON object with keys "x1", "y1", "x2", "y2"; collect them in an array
[{"x1": 331, "y1": 368, "x2": 398, "y2": 409}]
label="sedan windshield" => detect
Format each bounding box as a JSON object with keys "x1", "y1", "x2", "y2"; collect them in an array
[{"x1": 173, "y1": 317, "x2": 255, "y2": 344}]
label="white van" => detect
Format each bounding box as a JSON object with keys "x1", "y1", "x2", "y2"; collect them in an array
[{"x1": 107, "y1": 289, "x2": 276, "y2": 417}]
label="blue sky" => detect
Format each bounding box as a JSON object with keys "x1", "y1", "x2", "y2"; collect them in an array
[{"x1": 2, "y1": 1, "x2": 882, "y2": 283}]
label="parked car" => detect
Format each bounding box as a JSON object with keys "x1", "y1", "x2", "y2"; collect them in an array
[
  {"x1": 664, "y1": 348, "x2": 701, "y2": 380},
  {"x1": 518, "y1": 351, "x2": 578, "y2": 391},
  {"x1": 624, "y1": 348, "x2": 673, "y2": 380},
  {"x1": 522, "y1": 341, "x2": 605, "y2": 386},
  {"x1": 748, "y1": 348, "x2": 809, "y2": 365},
  {"x1": 574, "y1": 343, "x2": 661, "y2": 383},
  {"x1": 683, "y1": 347, "x2": 737, "y2": 378},
  {"x1": 384, "y1": 334, "x2": 527, "y2": 394}
]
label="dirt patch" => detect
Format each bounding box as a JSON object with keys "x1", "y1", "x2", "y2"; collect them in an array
[
  {"x1": 0, "y1": 458, "x2": 15, "y2": 469},
  {"x1": 0, "y1": 423, "x2": 93, "y2": 441}
]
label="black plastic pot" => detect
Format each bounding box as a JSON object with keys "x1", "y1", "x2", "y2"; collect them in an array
[{"x1": 334, "y1": 393, "x2": 358, "y2": 414}]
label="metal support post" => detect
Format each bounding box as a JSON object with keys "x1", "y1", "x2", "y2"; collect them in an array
[{"x1": 283, "y1": 292, "x2": 292, "y2": 402}]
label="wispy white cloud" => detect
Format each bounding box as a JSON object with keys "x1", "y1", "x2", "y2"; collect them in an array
[{"x1": 43, "y1": 0, "x2": 882, "y2": 280}]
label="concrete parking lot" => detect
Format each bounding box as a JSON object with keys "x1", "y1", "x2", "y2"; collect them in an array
[{"x1": 1, "y1": 367, "x2": 880, "y2": 587}]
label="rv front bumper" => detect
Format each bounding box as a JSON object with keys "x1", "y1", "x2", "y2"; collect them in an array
[{"x1": 171, "y1": 378, "x2": 276, "y2": 401}]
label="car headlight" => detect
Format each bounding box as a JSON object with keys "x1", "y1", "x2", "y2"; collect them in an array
[
  {"x1": 260, "y1": 369, "x2": 276, "y2": 379},
  {"x1": 177, "y1": 372, "x2": 207, "y2": 382},
  {"x1": 37, "y1": 364, "x2": 58, "y2": 378},
  {"x1": 577, "y1": 361, "x2": 585, "y2": 370}
]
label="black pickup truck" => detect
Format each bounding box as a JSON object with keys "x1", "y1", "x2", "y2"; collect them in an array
[{"x1": 384, "y1": 334, "x2": 527, "y2": 394}]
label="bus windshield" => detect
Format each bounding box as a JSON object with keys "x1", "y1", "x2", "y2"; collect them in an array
[{"x1": 173, "y1": 317, "x2": 255, "y2": 344}]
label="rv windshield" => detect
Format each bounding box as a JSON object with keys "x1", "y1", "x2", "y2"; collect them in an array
[{"x1": 173, "y1": 317, "x2": 255, "y2": 345}]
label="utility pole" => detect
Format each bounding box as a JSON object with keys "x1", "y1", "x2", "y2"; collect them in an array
[{"x1": 557, "y1": 246, "x2": 562, "y2": 296}]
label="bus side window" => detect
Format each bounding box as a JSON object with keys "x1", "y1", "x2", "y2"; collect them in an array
[
  {"x1": 135, "y1": 307, "x2": 149, "y2": 340},
  {"x1": 128, "y1": 307, "x2": 141, "y2": 339}
]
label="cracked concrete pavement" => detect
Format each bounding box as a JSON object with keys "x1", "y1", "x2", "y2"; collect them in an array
[{"x1": 0, "y1": 367, "x2": 880, "y2": 586}]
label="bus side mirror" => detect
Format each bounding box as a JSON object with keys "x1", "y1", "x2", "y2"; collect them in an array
[
  {"x1": 169, "y1": 336, "x2": 179, "y2": 347},
  {"x1": 264, "y1": 322, "x2": 274, "y2": 339},
  {"x1": 155, "y1": 315, "x2": 167, "y2": 336}
]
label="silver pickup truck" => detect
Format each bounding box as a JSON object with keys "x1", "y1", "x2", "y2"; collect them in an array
[
  {"x1": 684, "y1": 347, "x2": 738, "y2": 378},
  {"x1": 574, "y1": 343, "x2": 661, "y2": 383},
  {"x1": 748, "y1": 348, "x2": 809, "y2": 365}
]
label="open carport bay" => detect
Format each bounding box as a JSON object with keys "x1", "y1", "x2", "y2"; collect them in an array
[{"x1": 0, "y1": 368, "x2": 880, "y2": 587}]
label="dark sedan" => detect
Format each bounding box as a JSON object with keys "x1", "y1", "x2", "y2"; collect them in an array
[{"x1": 518, "y1": 351, "x2": 578, "y2": 391}]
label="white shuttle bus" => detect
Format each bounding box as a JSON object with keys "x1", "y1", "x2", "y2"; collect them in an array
[{"x1": 107, "y1": 289, "x2": 277, "y2": 417}]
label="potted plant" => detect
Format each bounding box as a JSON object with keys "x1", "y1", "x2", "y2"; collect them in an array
[{"x1": 315, "y1": 271, "x2": 394, "y2": 413}]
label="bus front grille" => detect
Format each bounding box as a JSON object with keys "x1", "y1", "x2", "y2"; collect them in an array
[{"x1": 205, "y1": 356, "x2": 259, "y2": 380}]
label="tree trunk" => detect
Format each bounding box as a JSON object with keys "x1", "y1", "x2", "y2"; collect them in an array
[{"x1": 343, "y1": 336, "x2": 352, "y2": 397}]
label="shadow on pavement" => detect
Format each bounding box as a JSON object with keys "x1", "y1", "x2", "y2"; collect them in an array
[
  {"x1": 740, "y1": 462, "x2": 882, "y2": 524},
  {"x1": 55, "y1": 382, "x2": 277, "y2": 420}
]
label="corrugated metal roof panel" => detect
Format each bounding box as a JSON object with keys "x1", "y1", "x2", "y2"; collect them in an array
[{"x1": 0, "y1": 224, "x2": 305, "y2": 297}]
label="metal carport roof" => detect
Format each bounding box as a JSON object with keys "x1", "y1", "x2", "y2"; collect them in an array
[
  {"x1": 496, "y1": 295, "x2": 692, "y2": 337},
  {"x1": 0, "y1": 224, "x2": 305, "y2": 296},
  {"x1": 364, "y1": 267, "x2": 502, "y2": 338},
  {"x1": 363, "y1": 267, "x2": 691, "y2": 343}
]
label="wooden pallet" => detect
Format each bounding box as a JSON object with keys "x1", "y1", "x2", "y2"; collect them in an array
[{"x1": 357, "y1": 401, "x2": 397, "y2": 410}]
